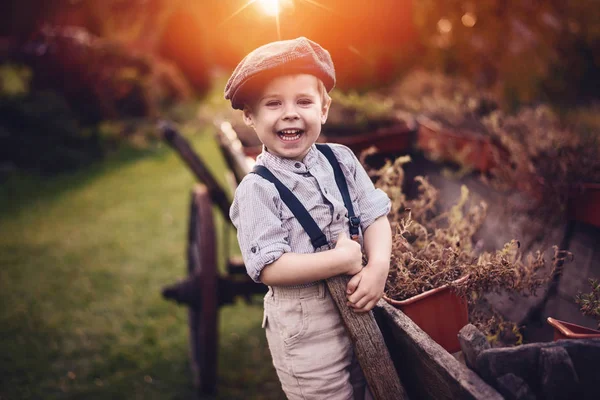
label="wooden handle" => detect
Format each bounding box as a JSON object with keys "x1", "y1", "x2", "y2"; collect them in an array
[
  {"x1": 160, "y1": 121, "x2": 231, "y2": 220},
  {"x1": 325, "y1": 275, "x2": 408, "y2": 399}
]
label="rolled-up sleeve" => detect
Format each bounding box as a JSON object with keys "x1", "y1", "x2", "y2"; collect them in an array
[
  {"x1": 333, "y1": 144, "x2": 391, "y2": 231},
  {"x1": 230, "y1": 176, "x2": 291, "y2": 283}
]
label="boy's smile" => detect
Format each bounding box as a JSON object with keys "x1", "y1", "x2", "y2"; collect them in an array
[{"x1": 243, "y1": 74, "x2": 331, "y2": 161}]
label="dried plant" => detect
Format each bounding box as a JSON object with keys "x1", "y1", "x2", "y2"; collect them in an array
[
  {"x1": 366, "y1": 150, "x2": 572, "y2": 303},
  {"x1": 388, "y1": 69, "x2": 497, "y2": 133},
  {"x1": 575, "y1": 279, "x2": 600, "y2": 329},
  {"x1": 468, "y1": 299, "x2": 524, "y2": 347},
  {"x1": 483, "y1": 105, "x2": 600, "y2": 236}
]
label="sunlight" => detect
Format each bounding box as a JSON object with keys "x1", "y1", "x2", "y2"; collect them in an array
[
  {"x1": 298, "y1": 0, "x2": 336, "y2": 14},
  {"x1": 258, "y1": 0, "x2": 280, "y2": 16},
  {"x1": 219, "y1": 0, "x2": 257, "y2": 26}
]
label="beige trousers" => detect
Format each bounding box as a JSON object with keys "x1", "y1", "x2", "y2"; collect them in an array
[{"x1": 263, "y1": 282, "x2": 373, "y2": 400}]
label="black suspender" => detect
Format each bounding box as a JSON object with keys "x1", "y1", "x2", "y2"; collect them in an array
[
  {"x1": 315, "y1": 144, "x2": 361, "y2": 240},
  {"x1": 251, "y1": 145, "x2": 361, "y2": 250},
  {"x1": 252, "y1": 165, "x2": 329, "y2": 250}
]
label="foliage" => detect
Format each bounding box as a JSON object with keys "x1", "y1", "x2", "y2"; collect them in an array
[
  {"x1": 364, "y1": 149, "x2": 572, "y2": 342},
  {"x1": 367, "y1": 149, "x2": 571, "y2": 301},
  {"x1": 389, "y1": 70, "x2": 497, "y2": 132},
  {"x1": 0, "y1": 64, "x2": 32, "y2": 96},
  {"x1": 86, "y1": 0, "x2": 183, "y2": 48},
  {"x1": 483, "y1": 104, "x2": 600, "y2": 230},
  {"x1": 0, "y1": 24, "x2": 200, "y2": 175},
  {"x1": 324, "y1": 90, "x2": 398, "y2": 136},
  {"x1": 576, "y1": 279, "x2": 600, "y2": 329},
  {"x1": 18, "y1": 26, "x2": 191, "y2": 123},
  {"x1": 468, "y1": 301, "x2": 524, "y2": 347},
  {"x1": 413, "y1": 0, "x2": 600, "y2": 107},
  {"x1": 0, "y1": 89, "x2": 105, "y2": 175},
  {"x1": 1, "y1": 0, "x2": 180, "y2": 48}
]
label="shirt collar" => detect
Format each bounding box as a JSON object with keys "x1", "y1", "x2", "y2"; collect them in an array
[{"x1": 257, "y1": 144, "x2": 319, "y2": 173}]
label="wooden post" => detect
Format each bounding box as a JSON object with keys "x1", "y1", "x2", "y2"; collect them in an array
[
  {"x1": 326, "y1": 276, "x2": 408, "y2": 400},
  {"x1": 160, "y1": 121, "x2": 231, "y2": 219}
]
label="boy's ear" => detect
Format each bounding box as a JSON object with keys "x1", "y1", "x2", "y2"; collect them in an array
[
  {"x1": 242, "y1": 106, "x2": 255, "y2": 128},
  {"x1": 321, "y1": 96, "x2": 332, "y2": 124}
]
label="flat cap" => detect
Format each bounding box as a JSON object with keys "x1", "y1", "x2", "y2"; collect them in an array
[{"x1": 224, "y1": 37, "x2": 336, "y2": 110}]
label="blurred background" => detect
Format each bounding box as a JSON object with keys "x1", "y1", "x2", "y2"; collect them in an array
[{"x1": 1, "y1": 0, "x2": 598, "y2": 399}]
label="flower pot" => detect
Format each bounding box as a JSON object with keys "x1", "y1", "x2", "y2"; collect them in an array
[
  {"x1": 546, "y1": 317, "x2": 600, "y2": 341},
  {"x1": 416, "y1": 116, "x2": 500, "y2": 172},
  {"x1": 322, "y1": 121, "x2": 417, "y2": 154},
  {"x1": 383, "y1": 276, "x2": 469, "y2": 353},
  {"x1": 567, "y1": 183, "x2": 600, "y2": 228}
]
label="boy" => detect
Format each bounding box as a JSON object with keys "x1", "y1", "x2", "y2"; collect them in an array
[{"x1": 226, "y1": 37, "x2": 392, "y2": 399}]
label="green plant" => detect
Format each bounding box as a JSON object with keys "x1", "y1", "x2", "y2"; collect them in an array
[
  {"x1": 576, "y1": 279, "x2": 600, "y2": 329},
  {"x1": 324, "y1": 90, "x2": 398, "y2": 135}
]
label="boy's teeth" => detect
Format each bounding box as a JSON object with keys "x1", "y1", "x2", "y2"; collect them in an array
[
  {"x1": 280, "y1": 133, "x2": 300, "y2": 141},
  {"x1": 278, "y1": 129, "x2": 303, "y2": 141}
]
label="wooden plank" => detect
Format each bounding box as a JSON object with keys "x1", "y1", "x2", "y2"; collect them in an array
[
  {"x1": 326, "y1": 276, "x2": 408, "y2": 400},
  {"x1": 374, "y1": 301, "x2": 503, "y2": 400},
  {"x1": 216, "y1": 121, "x2": 254, "y2": 184},
  {"x1": 160, "y1": 121, "x2": 231, "y2": 219}
]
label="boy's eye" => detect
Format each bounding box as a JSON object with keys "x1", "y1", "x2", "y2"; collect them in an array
[
  {"x1": 298, "y1": 99, "x2": 313, "y2": 105},
  {"x1": 265, "y1": 101, "x2": 280, "y2": 107}
]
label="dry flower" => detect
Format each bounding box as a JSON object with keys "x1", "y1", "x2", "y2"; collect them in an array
[
  {"x1": 366, "y1": 149, "x2": 571, "y2": 308},
  {"x1": 575, "y1": 279, "x2": 600, "y2": 329}
]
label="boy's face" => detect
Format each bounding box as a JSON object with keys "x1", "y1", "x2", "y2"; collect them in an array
[{"x1": 242, "y1": 74, "x2": 331, "y2": 161}]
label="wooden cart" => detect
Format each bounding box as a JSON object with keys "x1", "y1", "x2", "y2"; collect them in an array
[{"x1": 160, "y1": 121, "x2": 502, "y2": 399}]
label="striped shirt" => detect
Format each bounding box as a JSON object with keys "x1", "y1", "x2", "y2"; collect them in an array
[{"x1": 230, "y1": 143, "x2": 391, "y2": 283}]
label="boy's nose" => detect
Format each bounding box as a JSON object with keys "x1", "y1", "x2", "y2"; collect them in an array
[
  {"x1": 282, "y1": 105, "x2": 300, "y2": 121},
  {"x1": 283, "y1": 113, "x2": 299, "y2": 121}
]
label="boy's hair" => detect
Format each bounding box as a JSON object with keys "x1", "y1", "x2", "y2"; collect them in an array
[{"x1": 225, "y1": 37, "x2": 335, "y2": 110}]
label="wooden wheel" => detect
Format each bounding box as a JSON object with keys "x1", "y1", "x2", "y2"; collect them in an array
[{"x1": 187, "y1": 184, "x2": 218, "y2": 395}]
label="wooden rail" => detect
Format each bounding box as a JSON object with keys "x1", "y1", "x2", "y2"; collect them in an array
[
  {"x1": 160, "y1": 121, "x2": 232, "y2": 219},
  {"x1": 375, "y1": 302, "x2": 503, "y2": 400}
]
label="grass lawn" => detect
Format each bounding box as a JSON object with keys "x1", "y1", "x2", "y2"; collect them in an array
[{"x1": 0, "y1": 129, "x2": 284, "y2": 399}]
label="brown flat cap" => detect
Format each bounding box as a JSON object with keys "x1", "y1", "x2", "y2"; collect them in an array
[{"x1": 224, "y1": 37, "x2": 336, "y2": 110}]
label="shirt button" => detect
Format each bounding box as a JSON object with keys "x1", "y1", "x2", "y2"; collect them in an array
[
  {"x1": 294, "y1": 162, "x2": 301, "y2": 168},
  {"x1": 251, "y1": 246, "x2": 257, "y2": 253}
]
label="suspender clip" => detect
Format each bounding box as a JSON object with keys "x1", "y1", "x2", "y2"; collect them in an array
[{"x1": 349, "y1": 216, "x2": 361, "y2": 228}]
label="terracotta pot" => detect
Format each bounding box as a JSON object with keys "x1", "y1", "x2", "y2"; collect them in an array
[
  {"x1": 416, "y1": 116, "x2": 501, "y2": 172},
  {"x1": 567, "y1": 183, "x2": 600, "y2": 228},
  {"x1": 546, "y1": 317, "x2": 600, "y2": 341},
  {"x1": 322, "y1": 122, "x2": 417, "y2": 154},
  {"x1": 383, "y1": 276, "x2": 469, "y2": 353}
]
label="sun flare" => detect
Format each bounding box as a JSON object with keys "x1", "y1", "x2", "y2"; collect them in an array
[{"x1": 258, "y1": 0, "x2": 280, "y2": 16}]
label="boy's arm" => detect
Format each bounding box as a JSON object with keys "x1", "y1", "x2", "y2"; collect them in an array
[
  {"x1": 346, "y1": 215, "x2": 392, "y2": 312},
  {"x1": 260, "y1": 231, "x2": 363, "y2": 286}
]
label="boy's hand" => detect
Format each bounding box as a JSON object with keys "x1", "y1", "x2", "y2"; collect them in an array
[
  {"x1": 346, "y1": 260, "x2": 388, "y2": 313},
  {"x1": 333, "y1": 231, "x2": 363, "y2": 275}
]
